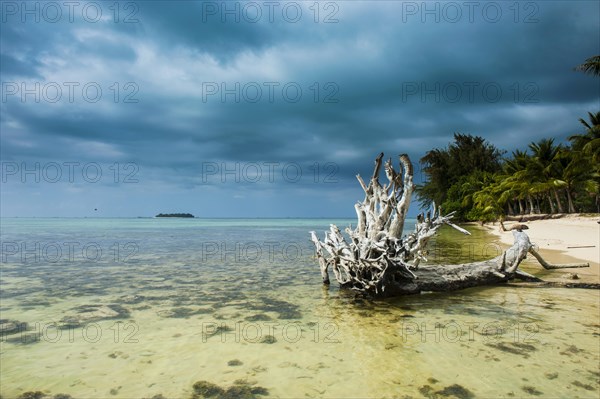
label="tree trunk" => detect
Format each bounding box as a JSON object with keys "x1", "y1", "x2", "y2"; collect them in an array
[
  {"x1": 553, "y1": 189, "x2": 564, "y2": 213},
  {"x1": 566, "y1": 188, "x2": 576, "y2": 213},
  {"x1": 547, "y1": 194, "x2": 555, "y2": 214},
  {"x1": 353, "y1": 230, "x2": 588, "y2": 297},
  {"x1": 527, "y1": 195, "x2": 535, "y2": 214},
  {"x1": 310, "y1": 153, "x2": 589, "y2": 298},
  {"x1": 507, "y1": 201, "x2": 515, "y2": 216},
  {"x1": 518, "y1": 199, "x2": 525, "y2": 214}
]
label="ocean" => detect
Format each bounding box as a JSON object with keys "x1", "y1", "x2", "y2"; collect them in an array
[{"x1": 1, "y1": 218, "x2": 598, "y2": 398}]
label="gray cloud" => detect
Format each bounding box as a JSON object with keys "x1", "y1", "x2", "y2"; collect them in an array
[{"x1": 1, "y1": 0, "x2": 598, "y2": 217}]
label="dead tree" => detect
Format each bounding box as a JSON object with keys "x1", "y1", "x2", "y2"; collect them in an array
[{"x1": 310, "y1": 153, "x2": 589, "y2": 298}]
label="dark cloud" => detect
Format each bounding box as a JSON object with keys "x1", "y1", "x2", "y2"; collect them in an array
[{"x1": 1, "y1": 0, "x2": 599, "y2": 217}]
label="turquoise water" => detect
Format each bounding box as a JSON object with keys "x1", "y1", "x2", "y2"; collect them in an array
[{"x1": 0, "y1": 218, "x2": 598, "y2": 398}]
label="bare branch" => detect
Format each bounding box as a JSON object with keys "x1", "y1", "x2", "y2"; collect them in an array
[{"x1": 309, "y1": 152, "x2": 587, "y2": 298}]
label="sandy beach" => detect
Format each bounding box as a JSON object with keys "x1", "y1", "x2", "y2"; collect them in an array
[{"x1": 483, "y1": 215, "x2": 600, "y2": 282}]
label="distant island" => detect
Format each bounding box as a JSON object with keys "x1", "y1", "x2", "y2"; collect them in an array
[{"x1": 155, "y1": 213, "x2": 195, "y2": 218}]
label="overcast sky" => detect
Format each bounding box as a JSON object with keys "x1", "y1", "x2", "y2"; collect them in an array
[{"x1": 1, "y1": 0, "x2": 598, "y2": 217}]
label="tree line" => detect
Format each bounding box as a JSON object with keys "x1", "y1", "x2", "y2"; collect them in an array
[{"x1": 417, "y1": 56, "x2": 599, "y2": 222}]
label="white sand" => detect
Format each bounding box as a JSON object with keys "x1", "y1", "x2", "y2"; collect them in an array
[{"x1": 484, "y1": 215, "x2": 600, "y2": 282}]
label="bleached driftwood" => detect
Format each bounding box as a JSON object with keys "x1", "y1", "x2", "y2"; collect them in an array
[{"x1": 310, "y1": 153, "x2": 590, "y2": 298}]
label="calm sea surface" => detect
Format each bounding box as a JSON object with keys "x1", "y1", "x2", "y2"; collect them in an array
[{"x1": 1, "y1": 218, "x2": 598, "y2": 398}]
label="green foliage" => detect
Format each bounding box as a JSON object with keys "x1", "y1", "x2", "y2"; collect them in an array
[
  {"x1": 417, "y1": 133, "x2": 504, "y2": 209},
  {"x1": 418, "y1": 114, "x2": 600, "y2": 221},
  {"x1": 575, "y1": 55, "x2": 600, "y2": 76},
  {"x1": 417, "y1": 56, "x2": 600, "y2": 220}
]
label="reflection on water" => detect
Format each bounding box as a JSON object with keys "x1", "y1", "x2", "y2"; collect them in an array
[{"x1": 1, "y1": 218, "x2": 598, "y2": 398}]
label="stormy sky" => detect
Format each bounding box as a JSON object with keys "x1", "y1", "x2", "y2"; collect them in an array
[{"x1": 1, "y1": 0, "x2": 598, "y2": 217}]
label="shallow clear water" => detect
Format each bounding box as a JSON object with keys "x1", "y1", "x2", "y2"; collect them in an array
[{"x1": 1, "y1": 218, "x2": 598, "y2": 398}]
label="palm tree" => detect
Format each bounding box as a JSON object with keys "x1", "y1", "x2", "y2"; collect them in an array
[
  {"x1": 459, "y1": 170, "x2": 497, "y2": 211},
  {"x1": 578, "y1": 111, "x2": 600, "y2": 131},
  {"x1": 503, "y1": 150, "x2": 539, "y2": 214},
  {"x1": 471, "y1": 179, "x2": 504, "y2": 221},
  {"x1": 496, "y1": 176, "x2": 518, "y2": 215},
  {"x1": 554, "y1": 147, "x2": 599, "y2": 213},
  {"x1": 568, "y1": 112, "x2": 600, "y2": 211},
  {"x1": 527, "y1": 138, "x2": 565, "y2": 213},
  {"x1": 575, "y1": 55, "x2": 600, "y2": 76},
  {"x1": 569, "y1": 111, "x2": 600, "y2": 164}
]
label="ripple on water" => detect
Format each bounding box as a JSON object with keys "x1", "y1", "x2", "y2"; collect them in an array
[{"x1": 1, "y1": 220, "x2": 598, "y2": 398}]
